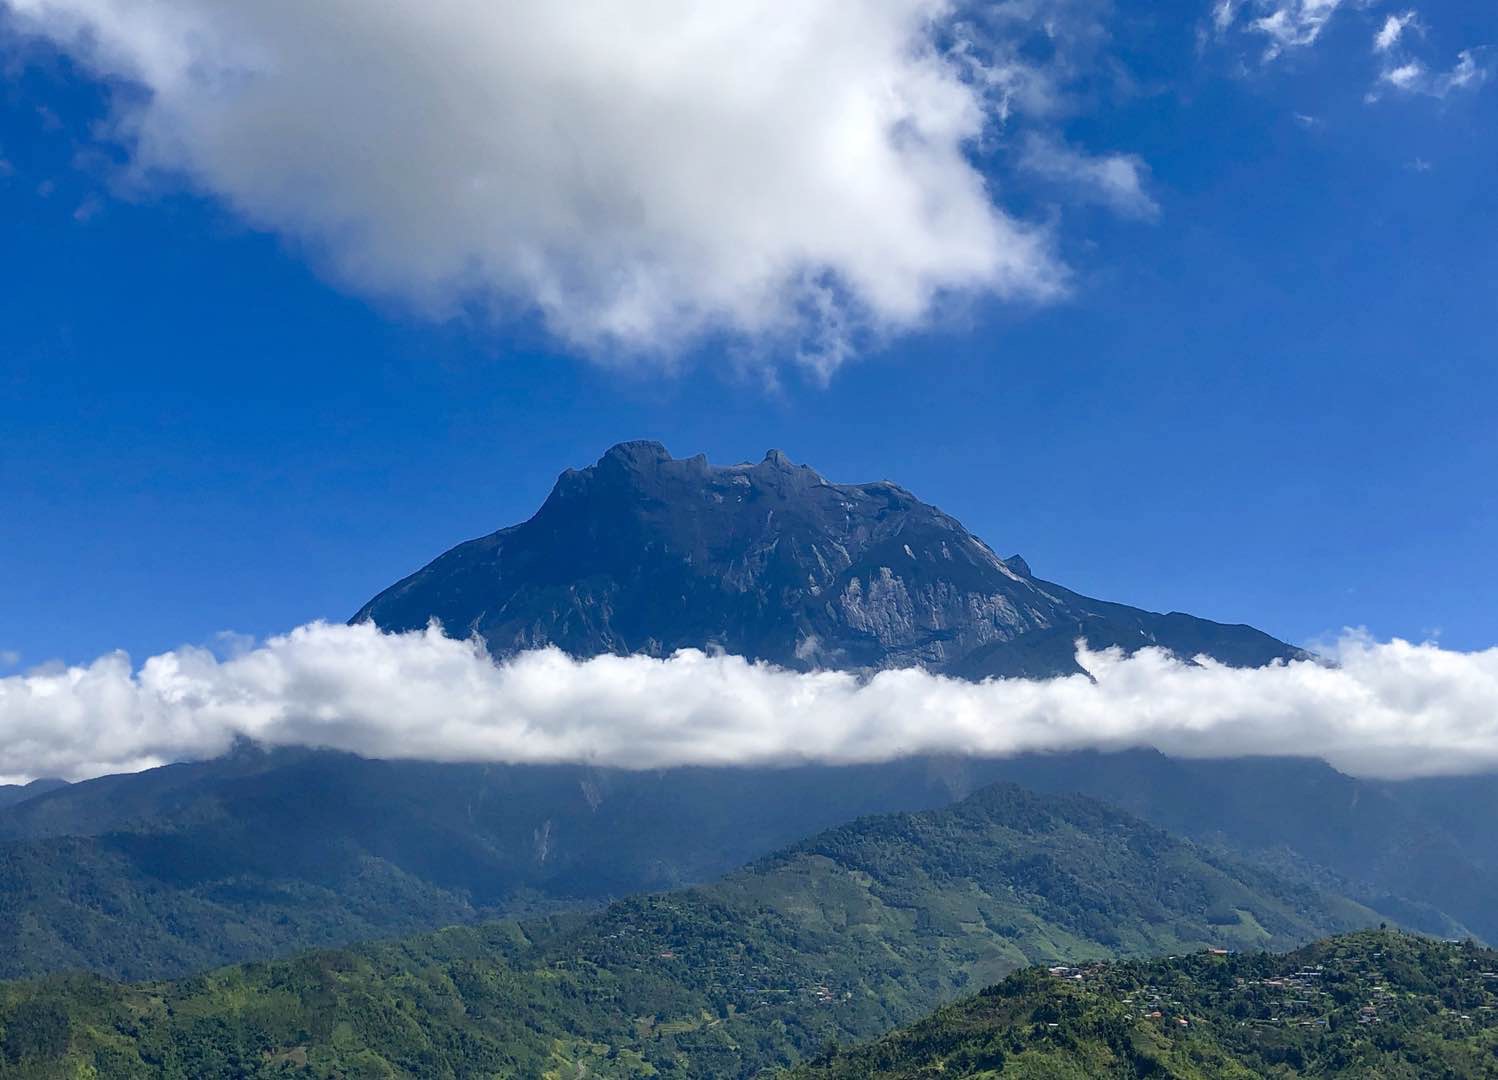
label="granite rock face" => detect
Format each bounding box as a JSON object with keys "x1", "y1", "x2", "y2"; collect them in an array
[{"x1": 354, "y1": 441, "x2": 1298, "y2": 678}]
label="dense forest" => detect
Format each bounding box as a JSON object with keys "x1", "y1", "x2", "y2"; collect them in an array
[
  {"x1": 0, "y1": 783, "x2": 1378, "y2": 1078},
  {"x1": 793, "y1": 931, "x2": 1498, "y2": 1078},
  {"x1": 4, "y1": 744, "x2": 1490, "y2": 984}
]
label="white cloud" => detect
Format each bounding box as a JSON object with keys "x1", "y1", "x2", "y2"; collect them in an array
[
  {"x1": 1213, "y1": 0, "x2": 1241, "y2": 33},
  {"x1": 3, "y1": 0, "x2": 1068, "y2": 376},
  {"x1": 4, "y1": 621, "x2": 1498, "y2": 784},
  {"x1": 1427, "y1": 48, "x2": 1489, "y2": 95},
  {"x1": 1363, "y1": 6, "x2": 1486, "y2": 101},
  {"x1": 953, "y1": 0, "x2": 1120, "y2": 123},
  {"x1": 1017, "y1": 134, "x2": 1160, "y2": 220},
  {"x1": 1244, "y1": 0, "x2": 1344, "y2": 60},
  {"x1": 1446, "y1": 50, "x2": 1490, "y2": 90},
  {"x1": 1372, "y1": 47, "x2": 1490, "y2": 100},
  {"x1": 1385, "y1": 60, "x2": 1426, "y2": 88},
  {"x1": 1210, "y1": 0, "x2": 1489, "y2": 107},
  {"x1": 0, "y1": 650, "x2": 18, "y2": 669},
  {"x1": 1374, "y1": 11, "x2": 1420, "y2": 54}
]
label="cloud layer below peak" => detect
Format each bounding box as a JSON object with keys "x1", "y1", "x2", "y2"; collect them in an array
[
  {"x1": 4, "y1": 621, "x2": 1498, "y2": 784},
  {"x1": 5, "y1": 0, "x2": 1069, "y2": 374}
]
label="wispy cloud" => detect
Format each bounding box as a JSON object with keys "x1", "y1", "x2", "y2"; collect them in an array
[
  {"x1": 1017, "y1": 134, "x2": 1161, "y2": 221},
  {"x1": 1369, "y1": 47, "x2": 1490, "y2": 101},
  {"x1": 3, "y1": 622, "x2": 1498, "y2": 784},
  {"x1": 1363, "y1": 3, "x2": 1488, "y2": 99},
  {"x1": 1374, "y1": 11, "x2": 1421, "y2": 54},
  {"x1": 1209, "y1": 0, "x2": 1489, "y2": 106},
  {"x1": 1244, "y1": 0, "x2": 1344, "y2": 61},
  {"x1": 4, "y1": 0, "x2": 1072, "y2": 377}
]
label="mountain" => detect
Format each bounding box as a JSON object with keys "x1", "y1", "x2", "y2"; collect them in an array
[
  {"x1": 1, "y1": 442, "x2": 1488, "y2": 990},
  {"x1": 0, "y1": 784, "x2": 1382, "y2": 1078},
  {"x1": 3, "y1": 743, "x2": 1484, "y2": 983},
  {"x1": 354, "y1": 441, "x2": 1300, "y2": 678},
  {"x1": 966, "y1": 750, "x2": 1498, "y2": 943},
  {"x1": 792, "y1": 930, "x2": 1498, "y2": 1079},
  {"x1": 0, "y1": 781, "x2": 67, "y2": 812},
  {"x1": 0, "y1": 747, "x2": 1036, "y2": 980}
]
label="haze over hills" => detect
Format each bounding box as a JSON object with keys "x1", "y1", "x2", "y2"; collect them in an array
[
  {"x1": 0, "y1": 748, "x2": 1060, "y2": 980},
  {"x1": 0, "y1": 744, "x2": 1486, "y2": 983},
  {"x1": 0, "y1": 782, "x2": 66, "y2": 812},
  {"x1": 0, "y1": 784, "x2": 1384, "y2": 1078},
  {"x1": 355, "y1": 442, "x2": 1301, "y2": 679}
]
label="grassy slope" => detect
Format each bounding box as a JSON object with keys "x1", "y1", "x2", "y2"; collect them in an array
[{"x1": 0, "y1": 784, "x2": 1381, "y2": 1079}]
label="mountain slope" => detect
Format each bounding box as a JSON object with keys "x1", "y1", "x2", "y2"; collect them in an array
[
  {"x1": 0, "y1": 748, "x2": 1072, "y2": 981},
  {"x1": 964, "y1": 750, "x2": 1497, "y2": 942},
  {"x1": 791, "y1": 930, "x2": 1498, "y2": 1079},
  {"x1": 1, "y1": 745, "x2": 1486, "y2": 982},
  {"x1": 0, "y1": 784, "x2": 1381, "y2": 1078},
  {"x1": 0, "y1": 782, "x2": 67, "y2": 812},
  {"x1": 354, "y1": 442, "x2": 1299, "y2": 679}
]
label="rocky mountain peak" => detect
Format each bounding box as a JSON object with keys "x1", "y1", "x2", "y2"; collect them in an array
[
  {"x1": 354, "y1": 443, "x2": 1300, "y2": 679},
  {"x1": 604, "y1": 438, "x2": 672, "y2": 464}
]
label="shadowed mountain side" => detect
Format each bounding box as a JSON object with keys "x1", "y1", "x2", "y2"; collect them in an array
[
  {"x1": 0, "y1": 785, "x2": 1384, "y2": 1077},
  {"x1": 0, "y1": 745, "x2": 1481, "y2": 982},
  {"x1": 0, "y1": 780, "x2": 67, "y2": 812},
  {"x1": 968, "y1": 750, "x2": 1498, "y2": 944},
  {"x1": 0, "y1": 747, "x2": 1083, "y2": 980},
  {"x1": 353, "y1": 442, "x2": 1301, "y2": 679}
]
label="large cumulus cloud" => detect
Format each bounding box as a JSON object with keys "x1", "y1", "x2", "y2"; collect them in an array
[
  {"x1": 3, "y1": 621, "x2": 1498, "y2": 783},
  {"x1": 4, "y1": 0, "x2": 1067, "y2": 373}
]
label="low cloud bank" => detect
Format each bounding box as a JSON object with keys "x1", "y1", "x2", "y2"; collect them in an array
[{"x1": 2, "y1": 622, "x2": 1496, "y2": 784}]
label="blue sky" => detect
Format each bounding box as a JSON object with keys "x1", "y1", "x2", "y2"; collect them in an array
[{"x1": 1, "y1": 0, "x2": 1494, "y2": 667}]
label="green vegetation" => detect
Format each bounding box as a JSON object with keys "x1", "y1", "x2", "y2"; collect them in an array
[
  {"x1": 0, "y1": 835, "x2": 484, "y2": 981},
  {"x1": 0, "y1": 784, "x2": 1379, "y2": 1078},
  {"x1": 4, "y1": 746, "x2": 1487, "y2": 984},
  {"x1": 792, "y1": 930, "x2": 1498, "y2": 1079}
]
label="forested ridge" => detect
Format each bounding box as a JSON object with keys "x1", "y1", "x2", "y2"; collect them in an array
[
  {"x1": 792, "y1": 930, "x2": 1498, "y2": 1078},
  {"x1": 0, "y1": 784, "x2": 1376, "y2": 1078}
]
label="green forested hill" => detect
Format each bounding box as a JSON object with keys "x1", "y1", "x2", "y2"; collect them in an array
[
  {"x1": 0, "y1": 784, "x2": 1381, "y2": 1078},
  {"x1": 2, "y1": 746, "x2": 1485, "y2": 983},
  {"x1": 791, "y1": 931, "x2": 1498, "y2": 1079}
]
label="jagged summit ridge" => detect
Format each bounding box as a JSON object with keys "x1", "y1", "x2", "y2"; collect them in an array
[
  {"x1": 549, "y1": 442, "x2": 839, "y2": 507},
  {"x1": 354, "y1": 442, "x2": 1298, "y2": 678}
]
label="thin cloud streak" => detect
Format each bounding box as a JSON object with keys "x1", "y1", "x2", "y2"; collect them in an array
[
  {"x1": 1017, "y1": 134, "x2": 1160, "y2": 220},
  {"x1": 2, "y1": 622, "x2": 1497, "y2": 784}
]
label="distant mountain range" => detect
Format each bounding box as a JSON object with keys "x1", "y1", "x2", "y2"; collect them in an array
[
  {"x1": 0, "y1": 780, "x2": 66, "y2": 812},
  {"x1": 355, "y1": 441, "x2": 1300, "y2": 678},
  {"x1": 0, "y1": 784, "x2": 1381, "y2": 1078},
  {"x1": 0, "y1": 744, "x2": 1489, "y2": 983}
]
